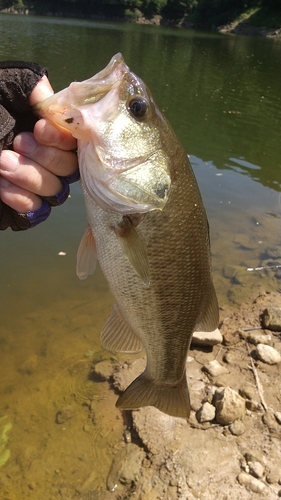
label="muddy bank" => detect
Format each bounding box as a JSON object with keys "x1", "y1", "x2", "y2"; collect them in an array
[
  {"x1": 217, "y1": 22, "x2": 281, "y2": 38},
  {"x1": 0, "y1": 291, "x2": 281, "y2": 499},
  {"x1": 90, "y1": 291, "x2": 281, "y2": 500}
]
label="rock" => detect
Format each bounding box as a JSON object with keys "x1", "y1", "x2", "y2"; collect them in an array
[
  {"x1": 247, "y1": 332, "x2": 271, "y2": 345},
  {"x1": 265, "y1": 246, "x2": 281, "y2": 259},
  {"x1": 93, "y1": 360, "x2": 113, "y2": 381},
  {"x1": 223, "y1": 351, "x2": 238, "y2": 365},
  {"x1": 55, "y1": 405, "x2": 74, "y2": 424},
  {"x1": 245, "y1": 399, "x2": 261, "y2": 412},
  {"x1": 239, "y1": 384, "x2": 256, "y2": 401},
  {"x1": 191, "y1": 328, "x2": 222, "y2": 347},
  {"x1": 106, "y1": 443, "x2": 145, "y2": 490},
  {"x1": 266, "y1": 467, "x2": 281, "y2": 485},
  {"x1": 254, "y1": 344, "x2": 281, "y2": 365},
  {"x1": 237, "y1": 472, "x2": 265, "y2": 494},
  {"x1": 213, "y1": 387, "x2": 246, "y2": 425},
  {"x1": 203, "y1": 360, "x2": 229, "y2": 377},
  {"x1": 229, "y1": 420, "x2": 245, "y2": 436},
  {"x1": 262, "y1": 411, "x2": 280, "y2": 432},
  {"x1": 234, "y1": 235, "x2": 258, "y2": 250},
  {"x1": 262, "y1": 307, "x2": 281, "y2": 331},
  {"x1": 222, "y1": 330, "x2": 240, "y2": 346},
  {"x1": 113, "y1": 357, "x2": 146, "y2": 392},
  {"x1": 196, "y1": 402, "x2": 216, "y2": 423},
  {"x1": 248, "y1": 461, "x2": 264, "y2": 479},
  {"x1": 18, "y1": 354, "x2": 39, "y2": 375},
  {"x1": 244, "y1": 451, "x2": 265, "y2": 465}
]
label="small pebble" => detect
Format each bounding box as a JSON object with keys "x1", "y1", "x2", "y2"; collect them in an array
[
  {"x1": 248, "y1": 461, "x2": 264, "y2": 479},
  {"x1": 266, "y1": 467, "x2": 281, "y2": 485},
  {"x1": 191, "y1": 328, "x2": 222, "y2": 347},
  {"x1": 229, "y1": 420, "x2": 245, "y2": 436},
  {"x1": 255, "y1": 344, "x2": 281, "y2": 365},
  {"x1": 263, "y1": 411, "x2": 280, "y2": 432},
  {"x1": 244, "y1": 451, "x2": 264, "y2": 465},
  {"x1": 237, "y1": 472, "x2": 265, "y2": 494},
  {"x1": 247, "y1": 332, "x2": 271, "y2": 345},
  {"x1": 196, "y1": 402, "x2": 216, "y2": 423},
  {"x1": 239, "y1": 384, "x2": 256, "y2": 401},
  {"x1": 56, "y1": 405, "x2": 74, "y2": 424},
  {"x1": 213, "y1": 387, "x2": 246, "y2": 425},
  {"x1": 262, "y1": 307, "x2": 281, "y2": 331},
  {"x1": 203, "y1": 360, "x2": 229, "y2": 377},
  {"x1": 223, "y1": 330, "x2": 240, "y2": 346}
]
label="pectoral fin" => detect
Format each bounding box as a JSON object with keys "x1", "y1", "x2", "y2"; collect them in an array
[
  {"x1": 101, "y1": 303, "x2": 143, "y2": 353},
  {"x1": 114, "y1": 216, "x2": 150, "y2": 287},
  {"x1": 76, "y1": 225, "x2": 97, "y2": 280}
]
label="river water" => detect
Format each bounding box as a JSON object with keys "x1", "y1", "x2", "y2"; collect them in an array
[{"x1": 0, "y1": 13, "x2": 281, "y2": 498}]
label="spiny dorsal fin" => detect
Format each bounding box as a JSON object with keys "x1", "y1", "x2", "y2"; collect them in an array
[
  {"x1": 101, "y1": 303, "x2": 143, "y2": 353},
  {"x1": 114, "y1": 216, "x2": 150, "y2": 287},
  {"x1": 76, "y1": 225, "x2": 97, "y2": 280}
]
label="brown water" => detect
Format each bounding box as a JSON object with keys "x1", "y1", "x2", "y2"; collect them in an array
[{"x1": 0, "y1": 13, "x2": 281, "y2": 498}]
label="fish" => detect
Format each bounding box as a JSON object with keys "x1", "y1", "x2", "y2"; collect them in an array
[{"x1": 35, "y1": 53, "x2": 219, "y2": 418}]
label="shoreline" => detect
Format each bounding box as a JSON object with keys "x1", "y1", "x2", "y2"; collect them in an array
[{"x1": 1, "y1": 8, "x2": 281, "y2": 39}]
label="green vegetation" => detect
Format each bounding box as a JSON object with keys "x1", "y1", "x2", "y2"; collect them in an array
[{"x1": 1, "y1": 0, "x2": 281, "y2": 29}]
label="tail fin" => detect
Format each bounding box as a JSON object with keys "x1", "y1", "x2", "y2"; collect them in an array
[{"x1": 116, "y1": 372, "x2": 190, "y2": 419}]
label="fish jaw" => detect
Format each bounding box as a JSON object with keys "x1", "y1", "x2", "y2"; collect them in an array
[{"x1": 33, "y1": 52, "x2": 129, "y2": 141}]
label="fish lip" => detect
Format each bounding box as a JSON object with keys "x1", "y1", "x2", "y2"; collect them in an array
[{"x1": 70, "y1": 53, "x2": 129, "y2": 105}]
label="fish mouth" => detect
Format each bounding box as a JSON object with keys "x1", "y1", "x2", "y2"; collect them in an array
[
  {"x1": 33, "y1": 53, "x2": 129, "y2": 120},
  {"x1": 69, "y1": 52, "x2": 129, "y2": 106}
]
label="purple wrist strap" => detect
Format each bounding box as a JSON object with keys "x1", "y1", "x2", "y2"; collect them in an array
[
  {"x1": 26, "y1": 200, "x2": 52, "y2": 228},
  {"x1": 23, "y1": 169, "x2": 80, "y2": 228}
]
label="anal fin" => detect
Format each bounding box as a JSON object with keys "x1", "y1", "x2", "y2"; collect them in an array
[
  {"x1": 196, "y1": 283, "x2": 219, "y2": 332},
  {"x1": 101, "y1": 303, "x2": 143, "y2": 353}
]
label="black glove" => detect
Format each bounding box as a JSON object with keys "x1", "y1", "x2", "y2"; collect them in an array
[{"x1": 0, "y1": 61, "x2": 48, "y2": 231}]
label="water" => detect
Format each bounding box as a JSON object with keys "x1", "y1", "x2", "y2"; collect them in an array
[{"x1": 0, "y1": 13, "x2": 281, "y2": 498}]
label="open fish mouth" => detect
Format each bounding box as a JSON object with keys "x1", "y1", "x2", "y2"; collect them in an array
[{"x1": 33, "y1": 53, "x2": 128, "y2": 122}]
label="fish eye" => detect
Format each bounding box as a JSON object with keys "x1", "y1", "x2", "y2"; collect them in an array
[{"x1": 128, "y1": 97, "x2": 148, "y2": 120}]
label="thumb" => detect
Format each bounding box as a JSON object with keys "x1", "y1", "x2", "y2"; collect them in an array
[{"x1": 29, "y1": 75, "x2": 54, "y2": 106}]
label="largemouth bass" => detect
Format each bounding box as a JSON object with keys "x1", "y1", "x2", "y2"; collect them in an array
[{"x1": 36, "y1": 53, "x2": 219, "y2": 418}]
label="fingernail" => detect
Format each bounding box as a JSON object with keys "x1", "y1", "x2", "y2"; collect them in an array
[
  {"x1": 13, "y1": 133, "x2": 37, "y2": 155},
  {"x1": 0, "y1": 150, "x2": 18, "y2": 171}
]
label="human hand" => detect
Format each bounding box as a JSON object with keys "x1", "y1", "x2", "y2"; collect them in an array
[{"x1": 0, "y1": 75, "x2": 78, "y2": 224}]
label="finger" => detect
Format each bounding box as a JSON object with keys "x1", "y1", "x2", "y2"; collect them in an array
[
  {"x1": 0, "y1": 176, "x2": 42, "y2": 213},
  {"x1": 34, "y1": 118, "x2": 77, "y2": 151},
  {"x1": 13, "y1": 132, "x2": 78, "y2": 177},
  {"x1": 29, "y1": 75, "x2": 54, "y2": 106},
  {"x1": 0, "y1": 149, "x2": 63, "y2": 197}
]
